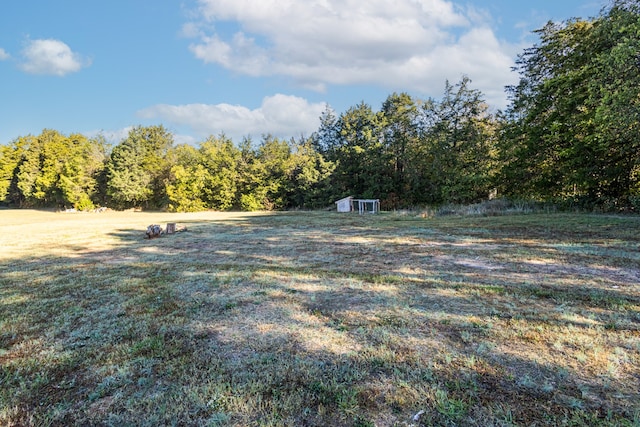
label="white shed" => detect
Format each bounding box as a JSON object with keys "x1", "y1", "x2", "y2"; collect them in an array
[{"x1": 335, "y1": 196, "x2": 353, "y2": 212}]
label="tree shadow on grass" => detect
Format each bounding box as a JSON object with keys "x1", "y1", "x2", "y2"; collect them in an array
[{"x1": 1, "y1": 212, "x2": 639, "y2": 425}]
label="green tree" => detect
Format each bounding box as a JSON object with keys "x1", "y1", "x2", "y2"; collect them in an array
[
  {"x1": 106, "y1": 125, "x2": 173, "y2": 209},
  {"x1": 199, "y1": 135, "x2": 240, "y2": 210},
  {"x1": 106, "y1": 137, "x2": 153, "y2": 208},
  {"x1": 3, "y1": 130, "x2": 106, "y2": 209},
  {"x1": 420, "y1": 78, "x2": 497, "y2": 204},
  {"x1": 252, "y1": 136, "x2": 292, "y2": 210},
  {"x1": 165, "y1": 144, "x2": 208, "y2": 212},
  {"x1": 0, "y1": 138, "x2": 26, "y2": 205},
  {"x1": 235, "y1": 135, "x2": 328, "y2": 211},
  {"x1": 586, "y1": 1, "x2": 640, "y2": 207},
  {"x1": 166, "y1": 164, "x2": 209, "y2": 212},
  {"x1": 501, "y1": 2, "x2": 640, "y2": 209},
  {"x1": 235, "y1": 137, "x2": 269, "y2": 211},
  {"x1": 285, "y1": 137, "x2": 335, "y2": 209},
  {"x1": 501, "y1": 19, "x2": 595, "y2": 202},
  {"x1": 403, "y1": 97, "x2": 441, "y2": 205},
  {"x1": 327, "y1": 102, "x2": 387, "y2": 200},
  {"x1": 312, "y1": 104, "x2": 340, "y2": 154},
  {"x1": 57, "y1": 133, "x2": 107, "y2": 210},
  {"x1": 15, "y1": 131, "x2": 62, "y2": 206},
  {"x1": 381, "y1": 92, "x2": 419, "y2": 207}
]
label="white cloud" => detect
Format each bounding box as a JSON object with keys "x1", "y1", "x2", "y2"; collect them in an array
[
  {"x1": 0, "y1": 48, "x2": 9, "y2": 61},
  {"x1": 20, "y1": 39, "x2": 90, "y2": 76},
  {"x1": 137, "y1": 94, "x2": 326, "y2": 141},
  {"x1": 185, "y1": 0, "x2": 520, "y2": 108}
]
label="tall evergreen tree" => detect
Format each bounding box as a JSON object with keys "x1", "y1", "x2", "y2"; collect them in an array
[
  {"x1": 419, "y1": 78, "x2": 497, "y2": 204},
  {"x1": 312, "y1": 104, "x2": 340, "y2": 154},
  {"x1": 381, "y1": 92, "x2": 419, "y2": 207},
  {"x1": 327, "y1": 102, "x2": 387, "y2": 200},
  {"x1": 106, "y1": 138, "x2": 153, "y2": 208},
  {"x1": 252, "y1": 136, "x2": 292, "y2": 210},
  {"x1": 235, "y1": 136, "x2": 287, "y2": 211}
]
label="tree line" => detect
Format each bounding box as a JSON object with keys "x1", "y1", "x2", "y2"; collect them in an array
[{"x1": 1, "y1": 1, "x2": 638, "y2": 212}]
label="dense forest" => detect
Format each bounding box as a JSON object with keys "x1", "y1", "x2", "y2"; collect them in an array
[{"x1": 1, "y1": 1, "x2": 638, "y2": 212}]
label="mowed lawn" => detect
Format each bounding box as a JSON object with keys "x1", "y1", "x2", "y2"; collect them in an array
[{"x1": 0, "y1": 209, "x2": 639, "y2": 426}]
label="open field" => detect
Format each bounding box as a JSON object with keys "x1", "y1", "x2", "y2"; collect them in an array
[{"x1": 1, "y1": 209, "x2": 639, "y2": 426}]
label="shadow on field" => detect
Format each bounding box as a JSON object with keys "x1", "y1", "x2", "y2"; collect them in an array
[{"x1": 1, "y1": 212, "x2": 639, "y2": 426}]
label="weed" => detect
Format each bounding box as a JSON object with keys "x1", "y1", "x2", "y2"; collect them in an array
[
  {"x1": 433, "y1": 388, "x2": 468, "y2": 419},
  {"x1": 353, "y1": 415, "x2": 375, "y2": 427}
]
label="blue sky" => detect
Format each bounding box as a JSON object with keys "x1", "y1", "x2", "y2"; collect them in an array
[{"x1": 0, "y1": 0, "x2": 605, "y2": 146}]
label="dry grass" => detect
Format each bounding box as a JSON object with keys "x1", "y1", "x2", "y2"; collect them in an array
[{"x1": 0, "y1": 209, "x2": 639, "y2": 426}]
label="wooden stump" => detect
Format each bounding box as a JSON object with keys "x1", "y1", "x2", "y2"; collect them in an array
[{"x1": 166, "y1": 223, "x2": 176, "y2": 234}]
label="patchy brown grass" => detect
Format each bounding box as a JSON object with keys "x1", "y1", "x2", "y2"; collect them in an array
[{"x1": 0, "y1": 209, "x2": 639, "y2": 426}]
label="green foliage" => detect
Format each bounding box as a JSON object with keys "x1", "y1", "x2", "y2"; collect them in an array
[
  {"x1": 106, "y1": 138, "x2": 153, "y2": 208},
  {"x1": 163, "y1": 134, "x2": 336, "y2": 212},
  {"x1": 255, "y1": 136, "x2": 292, "y2": 209},
  {"x1": 586, "y1": 1, "x2": 640, "y2": 207},
  {"x1": 5, "y1": 3, "x2": 637, "y2": 212},
  {"x1": 324, "y1": 101, "x2": 388, "y2": 201},
  {"x1": 501, "y1": 19, "x2": 595, "y2": 200},
  {"x1": 419, "y1": 78, "x2": 497, "y2": 205},
  {"x1": 0, "y1": 139, "x2": 26, "y2": 204},
  {"x1": 312, "y1": 105, "x2": 340, "y2": 153},
  {"x1": 165, "y1": 136, "x2": 242, "y2": 212},
  {"x1": 285, "y1": 138, "x2": 336, "y2": 209},
  {"x1": 58, "y1": 134, "x2": 107, "y2": 210},
  {"x1": 239, "y1": 192, "x2": 265, "y2": 211},
  {"x1": 192, "y1": 135, "x2": 334, "y2": 211},
  {"x1": 165, "y1": 144, "x2": 206, "y2": 212},
  {"x1": 234, "y1": 138, "x2": 270, "y2": 211},
  {"x1": 166, "y1": 164, "x2": 208, "y2": 212},
  {"x1": 381, "y1": 92, "x2": 419, "y2": 208},
  {"x1": 0, "y1": 130, "x2": 106, "y2": 209},
  {"x1": 106, "y1": 125, "x2": 173, "y2": 209},
  {"x1": 200, "y1": 135, "x2": 240, "y2": 210},
  {"x1": 322, "y1": 82, "x2": 498, "y2": 208},
  {"x1": 501, "y1": 1, "x2": 640, "y2": 210}
]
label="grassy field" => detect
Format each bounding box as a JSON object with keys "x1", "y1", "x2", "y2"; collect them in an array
[{"x1": 0, "y1": 209, "x2": 639, "y2": 426}]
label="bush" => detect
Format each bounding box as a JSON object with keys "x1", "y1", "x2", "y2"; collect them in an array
[
  {"x1": 74, "y1": 196, "x2": 95, "y2": 212},
  {"x1": 240, "y1": 193, "x2": 264, "y2": 211}
]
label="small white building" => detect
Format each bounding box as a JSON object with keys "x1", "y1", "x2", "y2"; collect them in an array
[{"x1": 335, "y1": 196, "x2": 353, "y2": 212}]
